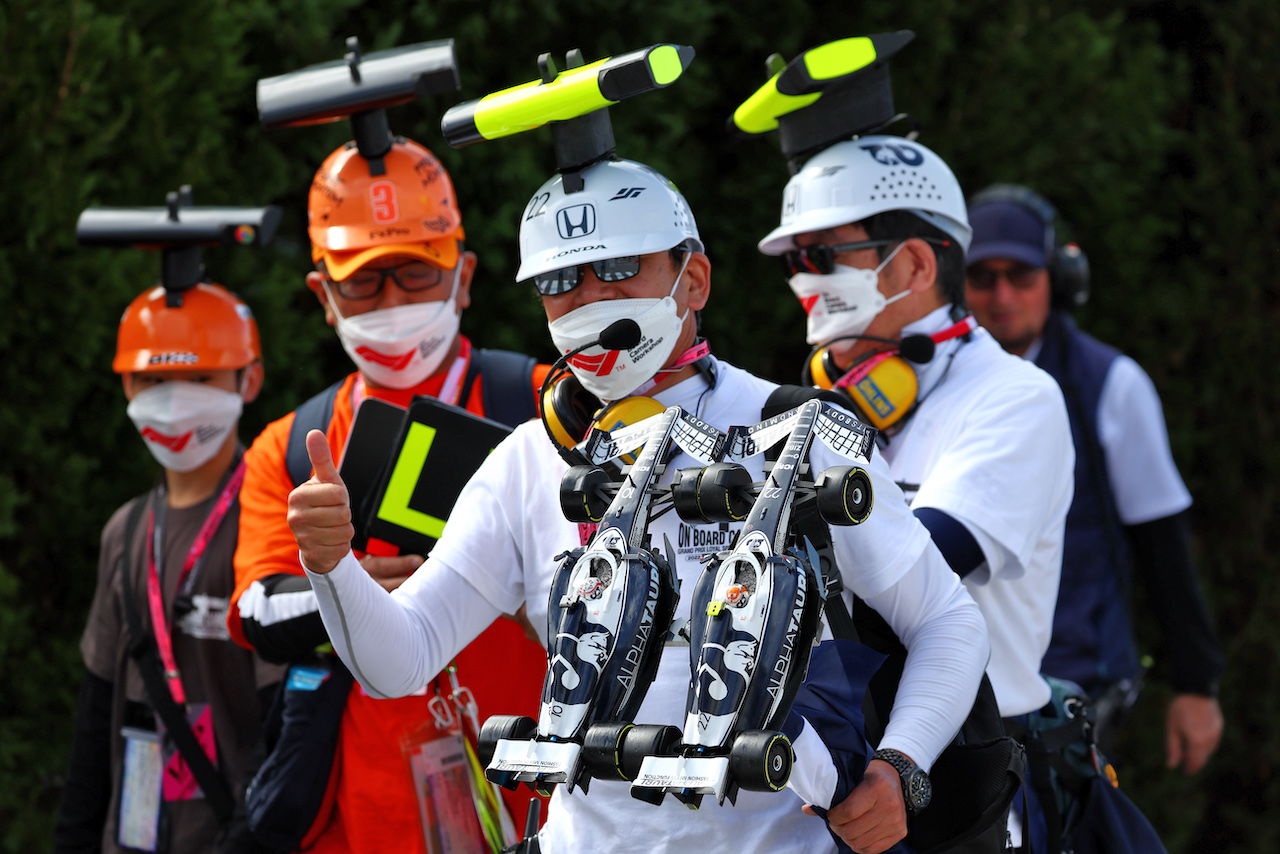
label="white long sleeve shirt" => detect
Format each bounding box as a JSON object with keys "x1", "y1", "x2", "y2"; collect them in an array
[{"x1": 307, "y1": 358, "x2": 989, "y2": 854}]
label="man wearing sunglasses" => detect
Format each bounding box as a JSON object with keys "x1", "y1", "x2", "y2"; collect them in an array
[
  {"x1": 227, "y1": 136, "x2": 551, "y2": 852},
  {"x1": 760, "y1": 136, "x2": 1077, "y2": 849},
  {"x1": 287, "y1": 154, "x2": 992, "y2": 854},
  {"x1": 966, "y1": 189, "x2": 1224, "y2": 778}
]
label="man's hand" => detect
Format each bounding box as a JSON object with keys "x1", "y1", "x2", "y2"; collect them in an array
[
  {"x1": 804, "y1": 758, "x2": 907, "y2": 854},
  {"x1": 287, "y1": 430, "x2": 354, "y2": 574},
  {"x1": 359, "y1": 554, "x2": 423, "y2": 593},
  {"x1": 1166, "y1": 693, "x2": 1224, "y2": 775},
  {"x1": 505, "y1": 604, "x2": 542, "y2": 644}
]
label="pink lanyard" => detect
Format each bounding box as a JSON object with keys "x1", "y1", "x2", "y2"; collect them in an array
[
  {"x1": 145, "y1": 458, "x2": 246, "y2": 705},
  {"x1": 631, "y1": 340, "x2": 712, "y2": 397}
]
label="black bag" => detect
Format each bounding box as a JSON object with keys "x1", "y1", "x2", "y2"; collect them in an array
[
  {"x1": 1008, "y1": 676, "x2": 1168, "y2": 854},
  {"x1": 861, "y1": 646, "x2": 1023, "y2": 854},
  {"x1": 244, "y1": 657, "x2": 354, "y2": 850}
]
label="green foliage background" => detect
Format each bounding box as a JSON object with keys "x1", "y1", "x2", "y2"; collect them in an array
[{"x1": 1, "y1": 0, "x2": 1275, "y2": 849}]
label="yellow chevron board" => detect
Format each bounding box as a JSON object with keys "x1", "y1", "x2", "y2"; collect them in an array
[
  {"x1": 442, "y1": 44, "x2": 695, "y2": 148},
  {"x1": 730, "y1": 32, "x2": 914, "y2": 137}
]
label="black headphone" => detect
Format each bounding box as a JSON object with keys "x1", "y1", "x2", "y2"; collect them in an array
[{"x1": 968, "y1": 184, "x2": 1090, "y2": 311}]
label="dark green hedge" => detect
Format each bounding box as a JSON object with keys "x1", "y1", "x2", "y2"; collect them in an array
[{"x1": 2, "y1": 1, "x2": 1275, "y2": 849}]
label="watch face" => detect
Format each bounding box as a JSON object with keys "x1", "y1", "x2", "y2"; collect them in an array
[{"x1": 907, "y1": 770, "x2": 932, "y2": 810}]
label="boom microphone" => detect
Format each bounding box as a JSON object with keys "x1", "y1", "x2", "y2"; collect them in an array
[
  {"x1": 897, "y1": 335, "x2": 936, "y2": 364},
  {"x1": 823, "y1": 333, "x2": 936, "y2": 364},
  {"x1": 540, "y1": 318, "x2": 644, "y2": 463},
  {"x1": 596, "y1": 319, "x2": 642, "y2": 352}
]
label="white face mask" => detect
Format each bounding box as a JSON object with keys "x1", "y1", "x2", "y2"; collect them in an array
[
  {"x1": 324, "y1": 268, "x2": 461, "y2": 389},
  {"x1": 788, "y1": 241, "x2": 909, "y2": 344},
  {"x1": 547, "y1": 253, "x2": 691, "y2": 402},
  {"x1": 127, "y1": 381, "x2": 243, "y2": 472}
]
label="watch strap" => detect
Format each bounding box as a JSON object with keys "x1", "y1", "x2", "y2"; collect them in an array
[{"x1": 873, "y1": 748, "x2": 929, "y2": 814}]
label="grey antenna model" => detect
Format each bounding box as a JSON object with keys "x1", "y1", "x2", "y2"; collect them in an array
[
  {"x1": 257, "y1": 37, "x2": 460, "y2": 172},
  {"x1": 77, "y1": 186, "x2": 280, "y2": 306}
]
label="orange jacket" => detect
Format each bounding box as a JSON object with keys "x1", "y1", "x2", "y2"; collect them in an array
[{"x1": 231, "y1": 343, "x2": 549, "y2": 851}]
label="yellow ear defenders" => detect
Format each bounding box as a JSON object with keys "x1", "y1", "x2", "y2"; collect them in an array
[
  {"x1": 540, "y1": 343, "x2": 716, "y2": 463},
  {"x1": 804, "y1": 317, "x2": 977, "y2": 431},
  {"x1": 803, "y1": 348, "x2": 918, "y2": 431},
  {"x1": 540, "y1": 370, "x2": 666, "y2": 464}
]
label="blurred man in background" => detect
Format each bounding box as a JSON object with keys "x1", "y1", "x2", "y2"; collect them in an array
[
  {"x1": 54, "y1": 282, "x2": 281, "y2": 854},
  {"x1": 965, "y1": 185, "x2": 1224, "y2": 775}
]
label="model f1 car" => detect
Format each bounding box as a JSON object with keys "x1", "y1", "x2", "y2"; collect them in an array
[
  {"x1": 613, "y1": 398, "x2": 877, "y2": 808},
  {"x1": 478, "y1": 406, "x2": 727, "y2": 795}
]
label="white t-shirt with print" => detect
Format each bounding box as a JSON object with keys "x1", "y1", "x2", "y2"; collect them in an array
[{"x1": 882, "y1": 308, "x2": 1074, "y2": 716}]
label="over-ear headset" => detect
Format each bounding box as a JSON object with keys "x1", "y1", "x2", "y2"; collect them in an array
[
  {"x1": 804, "y1": 316, "x2": 977, "y2": 431},
  {"x1": 540, "y1": 332, "x2": 716, "y2": 464},
  {"x1": 968, "y1": 184, "x2": 1090, "y2": 311},
  {"x1": 541, "y1": 371, "x2": 666, "y2": 459}
]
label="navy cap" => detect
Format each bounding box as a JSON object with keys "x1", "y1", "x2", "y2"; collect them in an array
[{"x1": 965, "y1": 200, "x2": 1048, "y2": 268}]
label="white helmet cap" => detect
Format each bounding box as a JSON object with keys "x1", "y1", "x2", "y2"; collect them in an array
[
  {"x1": 517, "y1": 158, "x2": 702, "y2": 282},
  {"x1": 758, "y1": 135, "x2": 971, "y2": 255}
]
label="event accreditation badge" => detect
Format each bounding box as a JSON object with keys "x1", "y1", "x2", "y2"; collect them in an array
[
  {"x1": 405, "y1": 723, "x2": 487, "y2": 854},
  {"x1": 118, "y1": 727, "x2": 163, "y2": 851}
]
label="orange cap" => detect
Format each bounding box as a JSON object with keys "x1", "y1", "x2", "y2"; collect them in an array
[
  {"x1": 308, "y1": 138, "x2": 464, "y2": 281},
  {"x1": 114, "y1": 283, "x2": 261, "y2": 373}
]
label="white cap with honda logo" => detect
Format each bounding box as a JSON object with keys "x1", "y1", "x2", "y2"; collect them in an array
[{"x1": 516, "y1": 158, "x2": 702, "y2": 283}]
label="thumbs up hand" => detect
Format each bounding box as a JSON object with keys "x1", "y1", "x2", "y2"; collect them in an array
[{"x1": 288, "y1": 429, "x2": 355, "y2": 575}]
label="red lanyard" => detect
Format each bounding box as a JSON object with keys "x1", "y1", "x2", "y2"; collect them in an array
[
  {"x1": 835, "y1": 315, "x2": 978, "y2": 390},
  {"x1": 145, "y1": 458, "x2": 246, "y2": 705}
]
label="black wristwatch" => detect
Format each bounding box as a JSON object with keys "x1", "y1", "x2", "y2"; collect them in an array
[{"x1": 873, "y1": 748, "x2": 932, "y2": 815}]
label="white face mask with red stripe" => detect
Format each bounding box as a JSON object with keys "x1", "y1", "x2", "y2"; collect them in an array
[
  {"x1": 322, "y1": 270, "x2": 460, "y2": 389},
  {"x1": 547, "y1": 256, "x2": 690, "y2": 402},
  {"x1": 126, "y1": 381, "x2": 243, "y2": 472}
]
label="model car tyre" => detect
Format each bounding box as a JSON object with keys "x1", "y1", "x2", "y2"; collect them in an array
[
  {"x1": 477, "y1": 714, "x2": 537, "y2": 770},
  {"x1": 815, "y1": 466, "x2": 873, "y2": 526},
  {"x1": 582, "y1": 721, "x2": 635, "y2": 781},
  {"x1": 560, "y1": 464, "x2": 613, "y2": 523},
  {"x1": 697, "y1": 462, "x2": 755, "y2": 523},
  {"x1": 619, "y1": 724, "x2": 682, "y2": 781},
  {"x1": 730, "y1": 729, "x2": 793, "y2": 792},
  {"x1": 671, "y1": 466, "x2": 708, "y2": 522}
]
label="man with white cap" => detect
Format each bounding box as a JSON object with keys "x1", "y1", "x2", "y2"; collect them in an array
[
  {"x1": 759, "y1": 133, "x2": 1075, "y2": 850},
  {"x1": 285, "y1": 151, "x2": 990, "y2": 854}
]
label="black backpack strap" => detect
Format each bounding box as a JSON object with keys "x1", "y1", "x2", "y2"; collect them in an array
[
  {"x1": 117, "y1": 494, "x2": 236, "y2": 825},
  {"x1": 470, "y1": 348, "x2": 538, "y2": 428},
  {"x1": 285, "y1": 380, "x2": 344, "y2": 488}
]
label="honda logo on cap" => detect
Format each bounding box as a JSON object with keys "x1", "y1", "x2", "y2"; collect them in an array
[{"x1": 557, "y1": 204, "x2": 597, "y2": 239}]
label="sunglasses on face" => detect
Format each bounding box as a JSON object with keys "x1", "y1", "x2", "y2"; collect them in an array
[
  {"x1": 532, "y1": 255, "x2": 643, "y2": 296},
  {"x1": 327, "y1": 260, "x2": 448, "y2": 300},
  {"x1": 965, "y1": 264, "x2": 1041, "y2": 291},
  {"x1": 781, "y1": 239, "x2": 900, "y2": 277}
]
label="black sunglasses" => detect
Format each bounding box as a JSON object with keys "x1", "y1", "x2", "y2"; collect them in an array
[
  {"x1": 781, "y1": 236, "x2": 951, "y2": 277},
  {"x1": 531, "y1": 255, "x2": 643, "y2": 296}
]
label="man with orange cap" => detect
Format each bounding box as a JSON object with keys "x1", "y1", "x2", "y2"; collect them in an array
[
  {"x1": 54, "y1": 280, "x2": 281, "y2": 854},
  {"x1": 228, "y1": 136, "x2": 549, "y2": 852}
]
